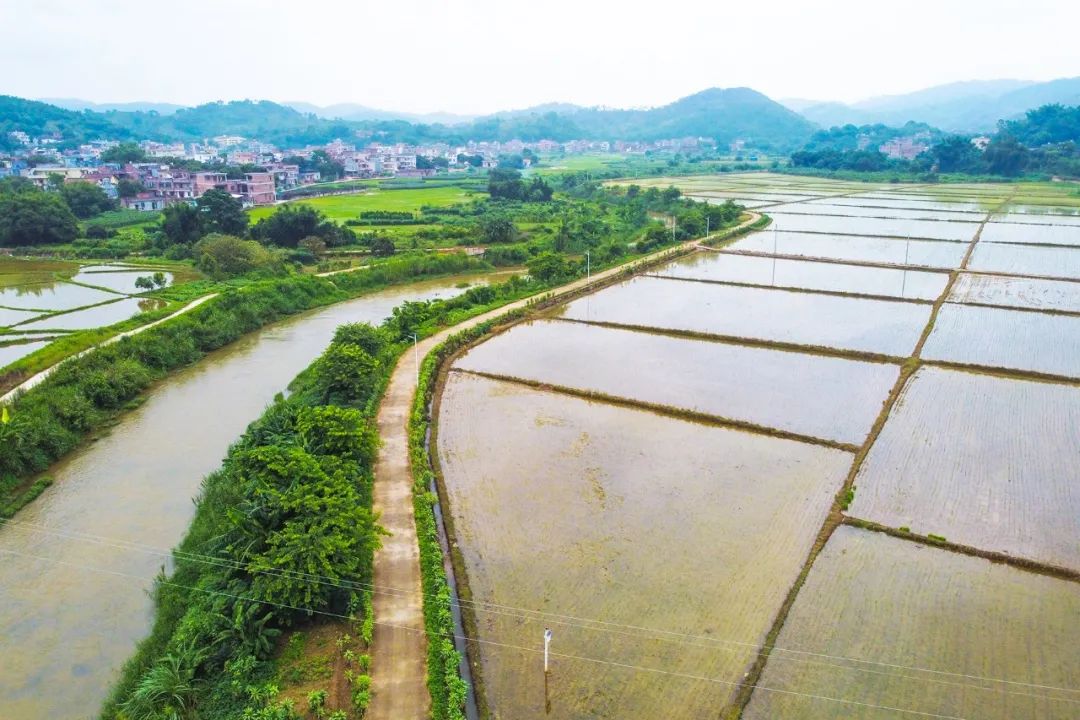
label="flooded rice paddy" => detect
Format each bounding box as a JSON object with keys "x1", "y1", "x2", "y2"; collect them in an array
[
  {"x1": 967, "y1": 241, "x2": 1080, "y2": 279},
  {"x1": 0, "y1": 282, "x2": 122, "y2": 312},
  {"x1": 766, "y1": 212, "x2": 981, "y2": 241},
  {"x1": 850, "y1": 367, "x2": 1080, "y2": 569},
  {"x1": 455, "y1": 320, "x2": 898, "y2": 445},
  {"x1": 558, "y1": 275, "x2": 931, "y2": 356},
  {"x1": 922, "y1": 303, "x2": 1080, "y2": 378},
  {"x1": 436, "y1": 372, "x2": 850, "y2": 719},
  {"x1": 949, "y1": 273, "x2": 1080, "y2": 313},
  {"x1": 655, "y1": 251, "x2": 948, "y2": 300},
  {"x1": 13, "y1": 297, "x2": 165, "y2": 332},
  {"x1": 0, "y1": 259, "x2": 176, "y2": 361},
  {"x1": 0, "y1": 275, "x2": 485, "y2": 720},
  {"x1": 744, "y1": 526, "x2": 1080, "y2": 720},
  {"x1": 727, "y1": 231, "x2": 970, "y2": 268},
  {"x1": 434, "y1": 174, "x2": 1079, "y2": 718}
]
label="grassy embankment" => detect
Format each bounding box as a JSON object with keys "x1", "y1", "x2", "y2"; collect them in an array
[
  {"x1": 0, "y1": 253, "x2": 491, "y2": 519},
  {"x1": 97, "y1": 269, "x2": 584, "y2": 720}
]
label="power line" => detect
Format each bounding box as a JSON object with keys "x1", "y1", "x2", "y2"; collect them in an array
[
  {"x1": 3, "y1": 517, "x2": 1077, "y2": 701},
  {"x1": 0, "y1": 546, "x2": 982, "y2": 720}
]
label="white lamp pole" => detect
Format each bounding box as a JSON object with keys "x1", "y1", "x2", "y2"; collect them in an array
[
  {"x1": 544, "y1": 628, "x2": 553, "y2": 674},
  {"x1": 409, "y1": 333, "x2": 419, "y2": 385}
]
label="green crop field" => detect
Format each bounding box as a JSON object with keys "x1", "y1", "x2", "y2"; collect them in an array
[{"x1": 248, "y1": 185, "x2": 480, "y2": 223}]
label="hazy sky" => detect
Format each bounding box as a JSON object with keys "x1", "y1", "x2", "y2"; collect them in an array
[{"x1": 2, "y1": 0, "x2": 1077, "y2": 114}]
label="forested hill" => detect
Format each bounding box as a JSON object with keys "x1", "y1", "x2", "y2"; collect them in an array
[
  {"x1": 469, "y1": 88, "x2": 816, "y2": 148},
  {"x1": 0, "y1": 88, "x2": 816, "y2": 149}
]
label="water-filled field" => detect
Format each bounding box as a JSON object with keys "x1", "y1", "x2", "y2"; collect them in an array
[
  {"x1": 14, "y1": 297, "x2": 165, "y2": 332},
  {"x1": 811, "y1": 196, "x2": 992, "y2": 213},
  {"x1": 766, "y1": 212, "x2": 980, "y2": 241},
  {"x1": 967, "y1": 242, "x2": 1080, "y2": 279},
  {"x1": 981, "y1": 222, "x2": 1080, "y2": 246},
  {"x1": 744, "y1": 526, "x2": 1080, "y2": 720},
  {"x1": 655, "y1": 251, "x2": 948, "y2": 300},
  {"x1": 922, "y1": 303, "x2": 1080, "y2": 378},
  {"x1": 728, "y1": 231, "x2": 970, "y2": 268},
  {"x1": 851, "y1": 367, "x2": 1080, "y2": 570},
  {"x1": 769, "y1": 203, "x2": 981, "y2": 222},
  {"x1": 436, "y1": 373, "x2": 850, "y2": 719},
  {"x1": 0, "y1": 281, "x2": 121, "y2": 312},
  {"x1": 432, "y1": 174, "x2": 1080, "y2": 719},
  {"x1": 950, "y1": 273, "x2": 1080, "y2": 312},
  {"x1": 558, "y1": 275, "x2": 931, "y2": 356},
  {"x1": 455, "y1": 320, "x2": 898, "y2": 445}
]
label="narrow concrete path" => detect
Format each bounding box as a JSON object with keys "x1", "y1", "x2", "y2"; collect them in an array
[
  {"x1": 0, "y1": 293, "x2": 218, "y2": 404},
  {"x1": 367, "y1": 212, "x2": 762, "y2": 719}
]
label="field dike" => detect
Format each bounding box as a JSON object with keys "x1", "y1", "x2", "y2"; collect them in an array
[
  {"x1": 550, "y1": 316, "x2": 908, "y2": 365},
  {"x1": 449, "y1": 367, "x2": 860, "y2": 452},
  {"x1": 724, "y1": 192, "x2": 1017, "y2": 719},
  {"x1": 410, "y1": 214, "x2": 769, "y2": 719},
  {"x1": 840, "y1": 516, "x2": 1080, "y2": 583},
  {"x1": 641, "y1": 272, "x2": 937, "y2": 306}
]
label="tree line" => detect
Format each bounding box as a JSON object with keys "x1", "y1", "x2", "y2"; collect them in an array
[{"x1": 789, "y1": 103, "x2": 1080, "y2": 178}]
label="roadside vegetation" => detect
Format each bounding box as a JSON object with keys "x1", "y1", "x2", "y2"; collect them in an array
[{"x1": 1, "y1": 170, "x2": 742, "y2": 520}]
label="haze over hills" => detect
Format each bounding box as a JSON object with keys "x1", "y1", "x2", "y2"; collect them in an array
[
  {"x1": 787, "y1": 76, "x2": 1080, "y2": 131},
  {"x1": 3, "y1": 87, "x2": 815, "y2": 149},
  {"x1": 39, "y1": 98, "x2": 187, "y2": 115}
]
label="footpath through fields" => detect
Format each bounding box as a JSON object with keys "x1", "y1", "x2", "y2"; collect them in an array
[
  {"x1": 366, "y1": 212, "x2": 761, "y2": 719},
  {"x1": 0, "y1": 292, "x2": 218, "y2": 404}
]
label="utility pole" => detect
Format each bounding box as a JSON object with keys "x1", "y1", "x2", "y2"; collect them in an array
[
  {"x1": 706, "y1": 215, "x2": 710, "y2": 240},
  {"x1": 544, "y1": 628, "x2": 552, "y2": 674},
  {"x1": 409, "y1": 333, "x2": 419, "y2": 386},
  {"x1": 585, "y1": 250, "x2": 591, "y2": 284}
]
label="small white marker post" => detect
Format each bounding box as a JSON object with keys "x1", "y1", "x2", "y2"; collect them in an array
[{"x1": 544, "y1": 627, "x2": 553, "y2": 674}]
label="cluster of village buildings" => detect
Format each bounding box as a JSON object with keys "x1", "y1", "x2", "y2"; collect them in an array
[{"x1": 0, "y1": 131, "x2": 715, "y2": 210}]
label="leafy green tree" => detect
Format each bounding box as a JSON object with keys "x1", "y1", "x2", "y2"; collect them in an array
[
  {"x1": 479, "y1": 216, "x2": 516, "y2": 244},
  {"x1": 193, "y1": 233, "x2": 276, "y2": 277},
  {"x1": 525, "y1": 176, "x2": 554, "y2": 202},
  {"x1": 231, "y1": 445, "x2": 380, "y2": 610},
  {"x1": 331, "y1": 323, "x2": 390, "y2": 357},
  {"x1": 311, "y1": 342, "x2": 382, "y2": 406},
  {"x1": 101, "y1": 142, "x2": 147, "y2": 163},
  {"x1": 60, "y1": 181, "x2": 115, "y2": 218},
  {"x1": 251, "y1": 204, "x2": 329, "y2": 248},
  {"x1": 984, "y1": 135, "x2": 1030, "y2": 176},
  {"x1": 0, "y1": 190, "x2": 80, "y2": 245},
  {"x1": 297, "y1": 405, "x2": 378, "y2": 470},
  {"x1": 487, "y1": 168, "x2": 525, "y2": 200},
  {"x1": 931, "y1": 136, "x2": 985, "y2": 174},
  {"x1": 370, "y1": 235, "x2": 396, "y2": 257},
  {"x1": 116, "y1": 178, "x2": 144, "y2": 198},
  {"x1": 161, "y1": 202, "x2": 204, "y2": 245},
  {"x1": 197, "y1": 188, "x2": 248, "y2": 235},
  {"x1": 526, "y1": 251, "x2": 570, "y2": 282}
]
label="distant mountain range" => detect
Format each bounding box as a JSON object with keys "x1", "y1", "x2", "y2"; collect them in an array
[
  {"x1": 282, "y1": 102, "x2": 477, "y2": 126},
  {"x1": 784, "y1": 77, "x2": 1080, "y2": 132},
  {"x1": 5, "y1": 77, "x2": 1079, "y2": 153},
  {"x1": 3, "y1": 88, "x2": 815, "y2": 150},
  {"x1": 40, "y1": 98, "x2": 188, "y2": 115}
]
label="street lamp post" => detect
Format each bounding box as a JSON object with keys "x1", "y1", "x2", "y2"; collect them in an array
[{"x1": 409, "y1": 333, "x2": 419, "y2": 385}]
